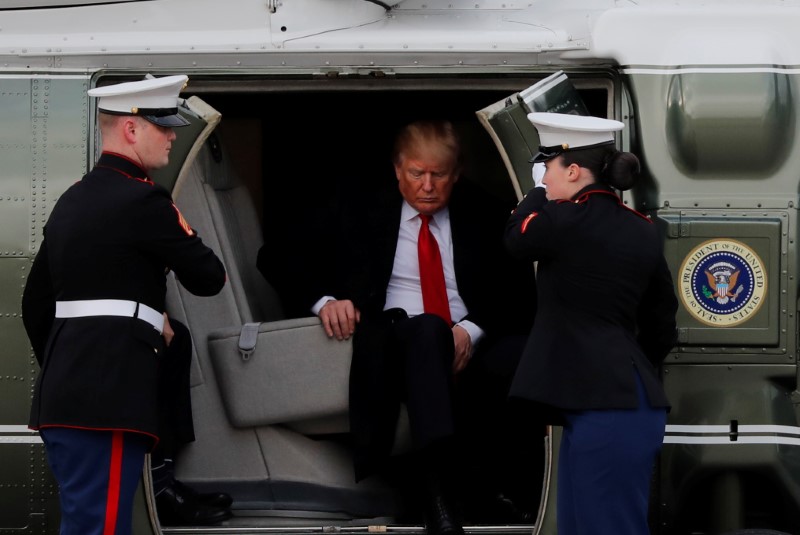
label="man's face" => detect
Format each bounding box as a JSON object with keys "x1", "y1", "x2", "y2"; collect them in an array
[
  {"x1": 133, "y1": 118, "x2": 176, "y2": 173},
  {"x1": 394, "y1": 146, "x2": 459, "y2": 216}
]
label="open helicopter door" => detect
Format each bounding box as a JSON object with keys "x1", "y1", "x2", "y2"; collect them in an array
[
  {"x1": 475, "y1": 93, "x2": 540, "y2": 201},
  {"x1": 127, "y1": 94, "x2": 221, "y2": 535},
  {"x1": 475, "y1": 84, "x2": 560, "y2": 535},
  {"x1": 476, "y1": 70, "x2": 592, "y2": 202}
]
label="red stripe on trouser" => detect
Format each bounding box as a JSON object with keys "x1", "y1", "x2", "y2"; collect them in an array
[{"x1": 103, "y1": 431, "x2": 124, "y2": 535}]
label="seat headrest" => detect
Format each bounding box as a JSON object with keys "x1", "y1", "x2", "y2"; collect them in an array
[{"x1": 197, "y1": 134, "x2": 240, "y2": 191}]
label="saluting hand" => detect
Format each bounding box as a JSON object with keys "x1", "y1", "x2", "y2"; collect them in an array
[
  {"x1": 319, "y1": 299, "x2": 361, "y2": 341},
  {"x1": 533, "y1": 163, "x2": 547, "y2": 189}
]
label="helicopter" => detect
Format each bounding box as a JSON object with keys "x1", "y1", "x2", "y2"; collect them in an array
[{"x1": 1, "y1": 0, "x2": 799, "y2": 533}]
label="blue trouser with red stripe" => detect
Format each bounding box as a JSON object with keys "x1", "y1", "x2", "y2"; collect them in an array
[
  {"x1": 556, "y1": 373, "x2": 667, "y2": 535},
  {"x1": 40, "y1": 428, "x2": 149, "y2": 535}
]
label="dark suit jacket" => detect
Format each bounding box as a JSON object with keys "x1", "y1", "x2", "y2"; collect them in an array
[
  {"x1": 332, "y1": 179, "x2": 537, "y2": 478},
  {"x1": 505, "y1": 185, "x2": 678, "y2": 418},
  {"x1": 22, "y1": 153, "x2": 225, "y2": 440}
]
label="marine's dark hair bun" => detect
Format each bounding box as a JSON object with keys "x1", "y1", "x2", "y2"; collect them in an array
[{"x1": 603, "y1": 151, "x2": 640, "y2": 191}]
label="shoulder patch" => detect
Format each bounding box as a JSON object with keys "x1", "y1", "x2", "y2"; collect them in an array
[
  {"x1": 172, "y1": 204, "x2": 194, "y2": 236},
  {"x1": 521, "y1": 212, "x2": 539, "y2": 234}
]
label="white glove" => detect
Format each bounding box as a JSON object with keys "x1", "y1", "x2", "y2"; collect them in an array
[{"x1": 532, "y1": 163, "x2": 546, "y2": 189}]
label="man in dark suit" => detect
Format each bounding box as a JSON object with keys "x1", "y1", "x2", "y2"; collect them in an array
[
  {"x1": 311, "y1": 120, "x2": 538, "y2": 534},
  {"x1": 21, "y1": 74, "x2": 227, "y2": 535}
]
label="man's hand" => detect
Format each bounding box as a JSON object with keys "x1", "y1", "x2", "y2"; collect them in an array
[
  {"x1": 452, "y1": 324, "x2": 472, "y2": 373},
  {"x1": 319, "y1": 299, "x2": 361, "y2": 341},
  {"x1": 162, "y1": 312, "x2": 174, "y2": 347}
]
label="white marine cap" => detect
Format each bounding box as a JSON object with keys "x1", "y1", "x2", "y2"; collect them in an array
[
  {"x1": 527, "y1": 112, "x2": 624, "y2": 163},
  {"x1": 88, "y1": 74, "x2": 190, "y2": 127}
]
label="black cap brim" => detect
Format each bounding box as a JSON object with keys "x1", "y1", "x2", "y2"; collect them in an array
[
  {"x1": 529, "y1": 146, "x2": 563, "y2": 163},
  {"x1": 143, "y1": 113, "x2": 191, "y2": 128}
]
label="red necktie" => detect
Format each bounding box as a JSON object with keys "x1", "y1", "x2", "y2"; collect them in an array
[{"x1": 418, "y1": 214, "x2": 452, "y2": 325}]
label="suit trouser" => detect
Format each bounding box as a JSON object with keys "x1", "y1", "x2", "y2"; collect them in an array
[
  {"x1": 557, "y1": 373, "x2": 667, "y2": 535},
  {"x1": 391, "y1": 313, "x2": 457, "y2": 449},
  {"x1": 40, "y1": 427, "x2": 150, "y2": 535},
  {"x1": 350, "y1": 311, "x2": 457, "y2": 480}
]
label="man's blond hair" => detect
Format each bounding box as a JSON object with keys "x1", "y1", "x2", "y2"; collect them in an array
[{"x1": 392, "y1": 120, "x2": 462, "y2": 172}]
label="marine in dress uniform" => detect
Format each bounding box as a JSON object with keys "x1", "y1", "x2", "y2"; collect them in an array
[
  {"x1": 21, "y1": 75, "x2": 227, "y2": 535},
  {"x1": 504, "y1": 113, "x2": 678, "y2": 535}
]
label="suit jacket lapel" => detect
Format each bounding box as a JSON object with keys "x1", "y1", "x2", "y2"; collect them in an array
[
  {"x1": 367, "y1": 187, "x2": 403, "y2": 305},
  {"x1": 380, "y1": 196, "x2": 403, "y2": 282}
]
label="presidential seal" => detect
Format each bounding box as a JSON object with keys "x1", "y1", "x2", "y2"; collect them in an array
[{"x1": 678, "y1": 239, "x2": 767, "y2": 327}]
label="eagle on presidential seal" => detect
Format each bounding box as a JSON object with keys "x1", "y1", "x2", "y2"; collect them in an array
[{"x1": 704, "y1": 261, "x2": 742, "y2": 305}]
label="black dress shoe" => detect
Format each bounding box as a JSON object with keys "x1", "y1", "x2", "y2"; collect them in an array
[
  {"x1": 156, "y1": 483, "x2": 232, "y2": 526},
  {"x1": 424, "y1": 493, "x2": 464, "y2": 535},
  {"x1": 172, "y1": 479, "x2": 233, "y2": 509}
]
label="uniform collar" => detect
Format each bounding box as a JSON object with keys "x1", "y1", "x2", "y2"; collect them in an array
[
  {"x1": 569, "y1": 183, "x2": 617, "y2": 204},
  {"x1": 96, "y1": 152, "x2": 151, "y2": 182},
  {"x1": 568, "y1": 182, "x2": 652, "y2": 223}
]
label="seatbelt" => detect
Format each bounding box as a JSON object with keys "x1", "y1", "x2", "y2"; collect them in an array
[{"x1": 238, "y1": 322, "x2": 262, "y2": 361}]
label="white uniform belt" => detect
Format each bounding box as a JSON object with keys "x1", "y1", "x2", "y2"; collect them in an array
[{"x1": 55, "y1": 299, "x2": 163, "y2": 334}]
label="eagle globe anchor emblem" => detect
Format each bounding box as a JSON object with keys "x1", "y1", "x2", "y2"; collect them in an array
[{"x1": 703, "y1": 262, "x2": 743, "y2": 305}]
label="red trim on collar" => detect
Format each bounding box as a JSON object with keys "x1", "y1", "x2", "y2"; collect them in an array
[
  {"x1": 572, "y1": 189, "x2": 652, "y2": 223},
  {"x1": 97, "y1": 152, "x2": 153, "y2": 184}
]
